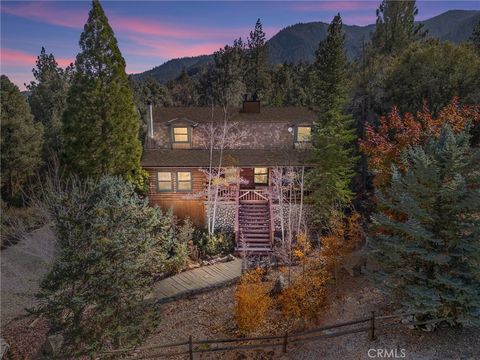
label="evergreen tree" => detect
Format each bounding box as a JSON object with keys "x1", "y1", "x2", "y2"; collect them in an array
[
  {"x1": 371, "y1": 0, "x2": 426, "y2": 56},
  {"x1": 368, "y1": 125, "x2": 480, "y2": 325},
  {"x1": 27, "y1": 47, "x2": 70, "y2": 163},
  {"x1": 0, "y1": 75, "x2": 43, "y2": 203},
  {"x1": 169, "y1": 69, "x2": 198, "y2": 106},
  {"x1": 62, "y1": 0, "x2": 145, "y2": 187},
  {"x1": 211, "y1": 38, "x2": 246, "y2": 106},
  {"x1": 245, "y1": 19, "x2": 271, "y2": 100},
  {"x1": 385, "y1": 40, "x2": 480, "y2": 115},
  {"x1": 307, "y1": 14, "x2": 358, "y2": 223},
  {"x1": 471, "y1": 20, "x2": 480, "y2": 54},
  {"x1": 38, "y1": 176, "x2": 176, "y2": 355}
]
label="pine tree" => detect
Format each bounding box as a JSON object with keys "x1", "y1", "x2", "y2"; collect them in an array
[
  {"x1": 62, "y1": 0, "x2": 145, "y2": 187},
  {"x1": 1, "y1": 75, "x2": 43, "y2": 203},
  {"x1": 38, "y1": 176, "x2": 175, "y2": 355},
  {"x1": 471, "y1": 20, "x2": 480, "y2": 54},
  {"x1": 371, "y1": 0, "x2": 426, "y2": 56},
  {"x1": 368, "y1": 125, "x2": 480, "y2": 325},
  {"x1": 27, "y1": 47, "x2": 70, "y2": 163},
  {"x1": 245, "y1": 19, "x2": 271, "y2": 100},
  {"x1": 307, "y1": 14, "x2": 358, "y2": 223},
  {"x1": 169, "y1": 69, "x2": 198, "y2": 106},
  {"x1": 211, "y1": 38, "x2": 246, "y2": 106}
]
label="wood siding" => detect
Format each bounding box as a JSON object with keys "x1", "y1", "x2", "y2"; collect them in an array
[{"x1": 147, "y1": 167, "x2": 206, "y2": 225}]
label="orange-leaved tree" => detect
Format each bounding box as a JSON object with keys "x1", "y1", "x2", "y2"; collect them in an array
[
  {"x1": 320, "y1": 210, "x2": 363, "y2": 280},
  {"x1": 234, "y1": 268, "x2": 272, "y2": 334},
  {"x1": 278, "y1": 252, "x2": 330, "y2": 324},
  {"x1": 360, "y1": 97, "x2": 480, "y2": 187}
]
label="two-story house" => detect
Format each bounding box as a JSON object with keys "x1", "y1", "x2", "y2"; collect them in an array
[{"x1": 142, "y1": 100, "x2": 316, "y2": 255}]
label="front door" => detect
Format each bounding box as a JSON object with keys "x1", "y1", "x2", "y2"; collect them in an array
[{"x1": 240, "y1": 168, "x2": 255, "y2": 189}]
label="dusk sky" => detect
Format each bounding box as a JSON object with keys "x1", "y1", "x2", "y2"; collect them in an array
[{"x1": 2, "y1": 1, "x2": 479, "y2": 90}]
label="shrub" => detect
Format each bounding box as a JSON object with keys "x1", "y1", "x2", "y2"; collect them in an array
[
  {"x1": 234, "y1": 268, "x2": 273, "y2": 334},
  {"x1": 320, "y1": 210, "x2": 363, "y2": 274},
  {"x1": 193, "y1": 230, "x2": 234, "y2": 258},
  {"x1": 278, "y1": 253, "x2": 330, "y2": 323}
]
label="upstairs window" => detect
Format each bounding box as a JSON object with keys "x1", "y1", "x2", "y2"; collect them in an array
[
  {"x1": 254, "y1": 167, "x2": 268, "y2": 185},
  {"x1": 173, "y1": 127, "x2": 190, "y2": 143},
  {"x1": 157, "y1": 172, "x2": 173, "y2": 192},
  {"x1": 177, "y1": 171, "x2": 192, "y2": 191},
  {"x1": 295, "y1": 126, "x2": 312, "y2": 143}
]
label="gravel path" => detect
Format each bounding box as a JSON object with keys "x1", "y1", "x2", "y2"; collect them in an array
[{"x1": 1, "y1": 226, "x2": 55, "y2": 326}]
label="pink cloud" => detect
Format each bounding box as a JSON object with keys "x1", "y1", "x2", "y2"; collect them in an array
[
  {"x1": 125, "y1": 37, "x2": 226, "y2": 59},
  {"x1": 291, "y1": 1, "x2": 378, "y2": 13},
  {"x1": 1, "y1": 2, "x2": 86, "y2": 29},
  {"x1": 2, "y1": 2, "x2": 279, "y2": 43},
  {"x1": 1, "y1": 48, "x2": 73, "y2": 68}
]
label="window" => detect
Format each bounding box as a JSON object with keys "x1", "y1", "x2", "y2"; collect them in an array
[
  {"x1": 177, "y1": 171, "x2": 192, "y2": 191},
  {"x1": 254, "y1": 167, "x2": 268, "y2": 185},
  {"x1": 157, "y1": 172, "x2": 173, "y2": 192},
  {"x1": 173, "y1": 127, "x2": 189, "y2": 143},
  {"x1": 296, "y1": 126, "x2": 311, "y2": 143}
]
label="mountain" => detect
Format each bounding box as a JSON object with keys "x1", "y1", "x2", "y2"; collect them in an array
[{"x1": 133, "y1": 10, "x2": 480, "y2": 83}]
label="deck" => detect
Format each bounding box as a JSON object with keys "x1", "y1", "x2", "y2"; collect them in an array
[{"x1": 151, "y1": 258, "x2": 243, "y2": 303}]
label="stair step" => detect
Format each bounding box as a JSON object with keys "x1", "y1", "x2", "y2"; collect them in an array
[{"x1": 241, "y1": 228, "x2": 269, "y2": 232}]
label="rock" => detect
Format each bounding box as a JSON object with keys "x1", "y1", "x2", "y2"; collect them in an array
[
  {"x1": 43, "y1": 334, "x2": 64, "y2": 356},
  {"x1": 343, "y1": 250, "x2": 367, "y2": 276},
  {"x1": 1, "y1": 338, "x2": 10, "y2": 359},
  {"x1": 270, "y1": 275, "x2": 287, "y2": 297},
  {"x1": 226, "y1": 254, "x2": 235, "y2": 262}
]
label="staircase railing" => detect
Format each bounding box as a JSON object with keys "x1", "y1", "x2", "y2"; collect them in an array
[
  {"x1": 234, "y1": 185, "x2": 240, "y2": 244},
  {"x1": 268, "y1": 195, "x2": 275, "y2": 246},
  {"x1": 238, "y1": 189, "x2": 268, "y2": 202}
]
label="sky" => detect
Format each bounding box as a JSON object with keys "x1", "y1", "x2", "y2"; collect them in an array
[{"x1": 2, "y1": 1, "x2": 479, "y2": 90}]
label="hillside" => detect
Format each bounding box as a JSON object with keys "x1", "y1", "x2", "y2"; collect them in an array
[{"x1": 133, "y1": 10, "x2": 480, "y2": 83}]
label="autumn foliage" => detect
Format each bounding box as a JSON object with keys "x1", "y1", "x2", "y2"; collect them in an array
[
  {"x1": 234, "y1": 268, "x2": 273, "y2": 334},
  {"x1": 360, "y1": 97, "x2": 480, "y2": 187},
  {"x1": 320, "y1": 210, "x2": 363, "y2": 273}
]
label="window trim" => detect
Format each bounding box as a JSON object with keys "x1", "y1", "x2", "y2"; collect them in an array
[
  {"x1": 294, "y1": 125, "x2": 312, "y2": 143},
  {"x1": 172, "y1": 126, "x2": 191, "y2": 143},
  {"x1": 176, "y1": 171, "x2": 192, "y2": 192},
  {"x1": 157, "y1": 171, "x2": 173, "y2": 192},
  {"x1": 254, "y1": 167, "x2": 269, "y2": 185}
]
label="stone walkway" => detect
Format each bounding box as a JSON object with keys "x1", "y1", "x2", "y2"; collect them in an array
[{"x1": 152, "y1": 258, "x2": 243, "y2": 303}]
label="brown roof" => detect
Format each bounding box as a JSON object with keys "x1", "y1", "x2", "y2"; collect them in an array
[
  {"x1": 142, "y1": 149, "x2": 313, "y2": 167},
  {"x1": 152, "y1": 106, "x2": 316, "y2": 124}
]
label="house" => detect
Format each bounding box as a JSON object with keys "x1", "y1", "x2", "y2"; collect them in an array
[{"x1": 142, "y1": 100, "x2": 316, "y2": 255}]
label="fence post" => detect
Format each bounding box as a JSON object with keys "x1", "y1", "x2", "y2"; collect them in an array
[
  {"x1": 369, "y1": 311, "x2": 376, "y2": 341},
  {"x1": 189, "y1": 335, "x2": 193, "y2": 360},
  {"x1": 283, "y1": 332, "x2": 288, "y2": 353}
]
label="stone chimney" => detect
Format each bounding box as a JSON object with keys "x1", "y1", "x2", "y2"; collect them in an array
[{"x1": 241, "y1": 93, "x2": 260, "y2": 113}]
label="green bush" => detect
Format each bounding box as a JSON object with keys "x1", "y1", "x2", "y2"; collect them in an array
[{"x1": 193, "y1": 230, "x2": 234, "y2": 258}]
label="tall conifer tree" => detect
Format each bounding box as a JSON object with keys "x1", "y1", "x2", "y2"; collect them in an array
[
  {"x1": 27, "y1": 47, "x2": 70, "y2": 163},
  {"x1": 307, "y1": 14, "x2": 357, "y2": 223},
  {"x1": 245, "y1": 19, "x2": 270, "y2": 100},
  {"x1": 369, "y1": 125, "x2": 480, "y2": 325},
  {"x1": 62, "y1": 0, "x2": 144, "y2": 186},
  {"x1": 1, "y1": 75, "x2": 44, "y2": 202},
  {"x1": 371, "y1": 0, "x2": 426, "y2": 56}
]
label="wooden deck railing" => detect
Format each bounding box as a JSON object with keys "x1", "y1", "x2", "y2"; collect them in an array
[
  {"x1": 238, "y1": 189, "x2": 269, "y2": 202},
  {"x1": 234, "y1": 185, "x2": 240, "y2": 243}
]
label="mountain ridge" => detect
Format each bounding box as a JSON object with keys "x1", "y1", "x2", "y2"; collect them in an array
[{"x1": 133, "y1": 9, "x2": 480, "y2": 83}]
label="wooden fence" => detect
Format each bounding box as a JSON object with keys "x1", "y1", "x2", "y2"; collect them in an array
[{"x1": 93, "y1": 312, "x2": 452, "y2": 359}]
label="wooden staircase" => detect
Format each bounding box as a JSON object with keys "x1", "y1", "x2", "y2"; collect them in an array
[{"x1": 235, "y1": 190, "x2": 273, "y2": 256}]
